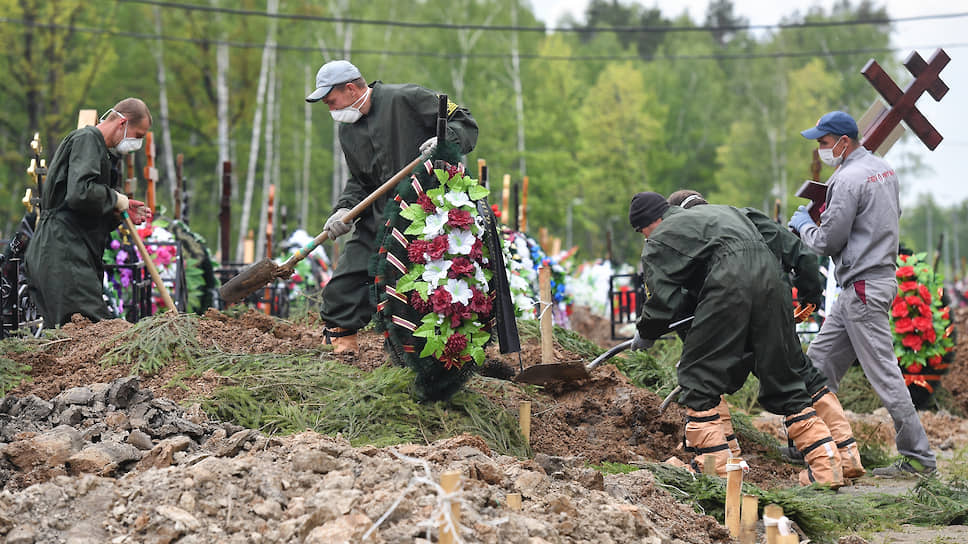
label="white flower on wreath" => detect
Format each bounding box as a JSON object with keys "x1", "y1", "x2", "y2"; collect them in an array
[
  {"x1": 474, "y1": 262, "x2": 487, "y2": 285},
  {"x1": 509, "y1": 273, "x2": 530, "y2": 291},
  {"x1": 445, "y1": 191, "x2": 471, "y2": 208},
  {"x1": 422, "y1": 259, "x2": 452, "y2": 288},
  {"x1": 445, "y1": 278, "x2": 473, "y2": 305},
  {"x1": 448, "y1": 229, "x2": 475, "y2": 255},
  {"x1": 423, "y1": 210, "x2": 449, "y2": 236}
]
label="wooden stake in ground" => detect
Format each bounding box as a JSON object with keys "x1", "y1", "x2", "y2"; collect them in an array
[
  {"x1": 501, "y1": 174, "x2": 511, "y2": 224},
  {"x1": 439, "y1": 471, "x2": 461, "y2": 544},
  {"x1": 219, "y1": 161, "x2": 232, "y2": 267},
  {"x1": 506, "y1": 493, "x2": 522, "y2": 511},
  {"x1": 725, "y1": 457, "x2": 743, "y2": 537},
  {"x1": 740, "y1": 494, "x2": 758, "y2": 544},
  {"x1": 143, "y1": 132, "x2": 157, "y2": 214},
  {"x1": 764, "y1": 503, "x2": 784, "y2": 544},
  {"x1": 124, "y1": 153, "x2": 137, "y2": 198},
  {"x1": 477, "y1": 158, "x2": 487, "y2": 190},
  {"x1": 702, "y1": 454, "x2": 718, "y2": 476},
  {"x1": 519, "y1": 401, "x2": 531, "y2": 446},
  {"x1": 539, "y1": 266, "x2": 553, "y2": 364}
]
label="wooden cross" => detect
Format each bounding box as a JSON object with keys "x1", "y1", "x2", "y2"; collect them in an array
[
  {"x1": 860, "y1": 48, "x2": 949, "y2": 152},
  {"x1": 143, "y1": 132, "x2": 158, "y2": 214}
]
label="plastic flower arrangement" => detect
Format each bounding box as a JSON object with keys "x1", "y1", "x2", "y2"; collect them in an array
[
  {"x1": 890, "y1": 252, "x2": 955, "y2": 391},
  {"x1": 392, "y1": 164, "x2": 493, "y2": 369},
  {"x1": 502, "y1": 230, "x2": 573, "y2": 326}
]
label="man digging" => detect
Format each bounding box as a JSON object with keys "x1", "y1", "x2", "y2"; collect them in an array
[{"x1": 628, "y1": 192, "x2": 844, "y2": 487}]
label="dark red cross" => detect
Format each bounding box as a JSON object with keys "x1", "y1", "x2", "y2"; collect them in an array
[{"x1": 860, "y1": 48, "x2": 949, "y2": 152}]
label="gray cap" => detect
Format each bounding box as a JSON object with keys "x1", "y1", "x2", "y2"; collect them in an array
[{"x1": 306, "y1": 60, "x2": 362, "y2": 102}]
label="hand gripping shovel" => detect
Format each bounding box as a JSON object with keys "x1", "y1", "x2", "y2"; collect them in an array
[
  {"x1": 218, "y1": 149, "x2": 432, "y2": 305},
  {"x1": 512, "y1": 315, "x2": 694, "y2": 386}
]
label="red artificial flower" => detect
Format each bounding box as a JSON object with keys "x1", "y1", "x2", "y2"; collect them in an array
[
  {"x1": 918, "y1": 284, "x2": 932, "y2": 304},
  {"x1": 469, "y1": 286, "x2": 492, "y2": 315},
  {"x1": 896, "y1": 265, "x2": 915, "y2": 279},
  {"x1": 138, "y1": 225, "x2": 154, "y2": 239},
  {"x1": 448, "y1": 302, "x2": 471, "y2": 328},
  {"x1": 427, "y1": 235, "x2": 449, "y2": 260},
  {"x1": 924, "y1": 328, "x2": 937, "y2": 343},
  {"x1": 418, "y1": 193, "x2": 437, "y2": 214},
  {"x1": 904, "y1": 295, "x2": 924, "y2": 308},
  {"x1": 469, "y1": 238, "x2": 484, "y2": 261},
  {"x1": 919, "y1": 303, "x2": 934, "y2": 317},
  {"x1": 447, "y1": 257, "x2": 476, "y2": 279},
  {"x1": 912, "y1": 316, "x2": 933, "y2": 333},
  {"x1": 291, "y1": 273, "x2": 303, "y2": 283},
  {"x1": 410, "y1": 291, "x2": 432, "y2": 314},
  {"x1": 894, "y1": 317, "x2": 914, "y2": 334},
  {"x1": 430, "y1": 287, "x2": 452, "y2": 314},
  {"x1": 941, "y1": 307, "x2": 950, "y2": 320},
  {"x1": 407, "y1": 239, "x2": 429, "y2": 264},
  {"x1": 447, "y1": 208, "x2": 474, "y2": 229},
  {"x1": 928, "y1": 354, "x2": 944, "y2": 368},
  {"x1": 907, "y1": 362, "x2": 923, "y2": 374},
  {"x1": 902, "y1": 334, "x2": 923, "y2": 352},
  {"x1": 891, "y1": 298, "x2": 909, "y2": 318},
  {"x1": 898, "y1": 281, "x2": 919, "y2": 293},
  {"x1": 899, "y1": 254, "x2": 909, "y2": 263}
]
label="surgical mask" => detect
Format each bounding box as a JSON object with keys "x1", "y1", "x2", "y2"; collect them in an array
[
  {"x1": 330, "y1": 88, "x2": 370, "y2": 124},
  {"x1": 100, "y1": 108, "x2": 143, "y2": 154},
  {"x1": 818, "y1": 138, "x2": 846, "y2": 167}
]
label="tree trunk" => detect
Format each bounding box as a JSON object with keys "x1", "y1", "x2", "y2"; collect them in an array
[
  {"x1": 509, "y1": 0, "x2": 527, "y2": 177},
  {"x1": 153, "y1": 6, "x2": 178, "y2": 211},
  {"x1": 301, "y1": 66, "x2": 312, "y2": 231},
  {"x1": 235, "y1": 0, "x2": 278, "y2": 262},
  {"x1": 255, "y1": 46, "x2": 278, "y2": 261}
]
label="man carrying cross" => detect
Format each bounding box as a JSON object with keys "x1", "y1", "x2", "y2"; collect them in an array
[{"x1": 789, "y1": 110, "x2": 936, "y2": 477}]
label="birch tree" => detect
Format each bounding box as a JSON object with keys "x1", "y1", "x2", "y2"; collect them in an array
[
  {"x1": 255, "y1": 47, "x2": 278, "y2": 261},
  {"x1": 152, "y1": 6, "x2": 177, "y2": 210}
]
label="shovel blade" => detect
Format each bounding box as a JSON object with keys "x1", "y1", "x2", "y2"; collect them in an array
[
  {"x1": 513, "y1": 362, "x2": 590, "y2": 385},
  {"x1": 218, "y1": 259, "x2": 280, "y2": 305}
]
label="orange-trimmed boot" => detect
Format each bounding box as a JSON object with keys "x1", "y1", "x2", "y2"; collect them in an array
[
  {"x1": 785, "y1": 407, "x2": 844, "y2": 488},
  {"x1": 812, "y1": 388, "x2": 865, "y2": 478},
  {"x1": 685, "y1": 407, "x2": 732, "y2": 477},
  {"x1": 715, "y1": 396, "x2": 741, "y2": 459},
  {"x1": 325, "y1": 327, "x2": 358, "y2": 355}
]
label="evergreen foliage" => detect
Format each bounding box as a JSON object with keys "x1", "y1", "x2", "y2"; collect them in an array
[{"x1": 100, "y1": 313, "x2": 202, "y2": 375}]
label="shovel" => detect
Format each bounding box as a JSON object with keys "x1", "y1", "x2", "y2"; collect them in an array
[
  {"x1": 123, "y1": 211, "x2": 177, "y2": 314},
  {"x1": 512, "y1": 315, "x2": 694, "y2": 386},
  {"x1": 218, "y1": 149, "x2": 432, "y2": 305}
]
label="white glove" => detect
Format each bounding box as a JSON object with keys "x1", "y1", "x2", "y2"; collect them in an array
[
  {"x1": 324, "y1": 208, "x2": 353, "y2": 239},
  {"x1": 631, "y1": 330, "x2": 655, "y2": 351},
  {"x1": 114, "y1": 191, "x2": 129, "y2": 212},
  {"x1": 419, "y1": 136, "x2": 437, "y2": 155}
]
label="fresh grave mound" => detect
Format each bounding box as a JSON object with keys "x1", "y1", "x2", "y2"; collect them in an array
[{"x1": 0, "y1": 377, "x2": 730, "y2": 544}]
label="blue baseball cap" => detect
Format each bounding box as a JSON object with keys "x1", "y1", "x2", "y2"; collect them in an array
[
  {"x1": 801, "y1": 111, "x2": 858, "y2": 140},
  {"x1": 306, "y1": 60, "x2": 362, "y2": 103}
]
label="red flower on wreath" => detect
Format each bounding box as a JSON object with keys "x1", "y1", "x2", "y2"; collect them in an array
[
  {"x1": 417, "y1": 193, "x2": 437, "y2": 214},
  {"x1": 447, "y1": 257, "x2": 475, "y2": 279},
  {"x1": 912, "y1": 315, "x2": 933, "y2": 333},
  {"x1": 410, "y1": 291, "x2": 432, "y2": 314},
  {"x1": 918, "y1": 284, "x2": 932, "y2": 304},
  {"x1": 907, "y1": 362, "x2": 924, "y2": 374},
  {"x1": 427, "y1": 235, "x2": 449, "y2": 260},
  {"x1": 898, "y1": 281, "x2": 919, "y2": 293},
  {"x1": 942, "y1": 307, "x2": 950, "y2": 320},
  {"x1": 469, "y1": 238, "x2": 484, "y2": 261},
  {"x1": 891, "y1": 298, "x2": 909, "y2": 318},
  {"x1": 896, "y1": 265, "x2": 915, "y2": 279},
  {"x1": 928, "y1": 354, "x2": 944, "y2": 368},
  {"x1": 430, "y1": 287, "x2": 452, "y2": 314},
  {"x1": 924, "y1": 328, "x2": 937, "y2": 343},
  {"x1": 469, "y1": 286, "x2": 492, "y2": 314},
  {"x1": 899, "y1": 254, "x2": 910, "y2": 263},
  {"x1": 407, "y1": 239, "x2": 429, "y2": 264},
  {"x1": 447, "y1": 208, "x2": 474, "y2": 229},
  {"x1": 441, "y1": 332, "x2": 469, "y2": 369},
  {"x1": 904, "y1": 295, "x2": 924, "y2": 308},
  {"x1": 902, "y1": 334, "x2": 923, "y2": 352},
  {"x1": 894, "y1": 317, "x2": 914, "y2": 334},
  {"x1": 447, "y1": 302, "x2": 472, "y2": 328}
]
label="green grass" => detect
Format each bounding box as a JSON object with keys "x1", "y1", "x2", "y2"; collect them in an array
[{"x1": 589, "y1": 461, "x2": 640, "y2": 475}]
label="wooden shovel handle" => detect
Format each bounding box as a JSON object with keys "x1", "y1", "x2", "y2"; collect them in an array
[
  {"x1": 123, "y1": 212, "x2": 177, "y2": 314},
  {"x1": 278, "y1": 151, "x2": 429, "y2": 271}
]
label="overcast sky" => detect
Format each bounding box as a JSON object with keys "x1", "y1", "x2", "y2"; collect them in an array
[{"x1": 527, "y1": 0, "x2": 967, "y2": 208}]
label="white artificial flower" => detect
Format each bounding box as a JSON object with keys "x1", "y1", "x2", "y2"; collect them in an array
[
  {"x1": 445, "y1": 191, "x2": 471, "y2": 208},
  {"x1": 422, "y1": 259, "x2": 452, "y2": 288},
  {"x1": 445, "y1": 278, "x2": 472, "y2": 305},
  {"x1": 474, "y1": 262, "x2": 487, "y2": 285},
  {"x1": 509, "y1": 274, "x2": 530, "y2": 291},
  {"x1": 423, "y1": 210, "x2": 449, "y2": 236},
  {"x1": 448, "y1": 229, "x2": 475, "y2": 255}
]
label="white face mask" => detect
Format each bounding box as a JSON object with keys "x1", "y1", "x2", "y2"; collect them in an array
[
  {"x1": 330, "y1": 87, "x2": 370, "y2": 124},
  {"x1": 100, "y1": 108, "x2": 143, "y2": 154},
  {"x1": 818, "y1": 137, "x2": 846, "y2": 167}
]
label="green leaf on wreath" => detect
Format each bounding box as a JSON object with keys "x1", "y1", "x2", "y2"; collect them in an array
[
  {"x1": 435, "y1": 169, "x2": 450, "y2": 185},
  {"x1": 467, "y1": 184, "x2": 488, "y2": 201},
  {"x1": 470, "y1": 348, "x2": 485, "y2": 365},
  {"x1": 404, "y1": 221, "x2": 426, "y2": 236},
  {"x1": 414, "y1": 281, "x2": 430, "y2": 298},
  {"x1": 400, "y1": 204, "x2": 427, "y2": 222},
  {"x1": 396, "y1": 267, "x2": 424, "y2": 293},
  {"x1": 421, "y1": 337, "x2": 445, "y2": 358}
]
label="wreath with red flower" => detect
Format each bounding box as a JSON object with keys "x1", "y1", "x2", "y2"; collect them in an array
[
  {"x1": 890, "y1": 252, "x2": 955, "y2": 391},
  {"x1": 371, "y1": 142, "x2": 496, "y2": 401}
]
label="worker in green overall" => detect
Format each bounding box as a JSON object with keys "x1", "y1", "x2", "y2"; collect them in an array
[
  {"x1": 306, "y1": 60, "x2": 478, "y2": 354},
  {"x1": 668, "y1": 189, "x2": 865, "y2": 479},
  {"x1": 628, "y1": 192, "x2": 843, "y2": 487},
  {"x1": 25, "y1": 98, "x2": 153, "y2": 327}
]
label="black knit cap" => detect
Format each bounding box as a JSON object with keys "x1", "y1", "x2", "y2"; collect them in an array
[{"x1": 629, "y1": 192, "x2": 669, "y2": 230}]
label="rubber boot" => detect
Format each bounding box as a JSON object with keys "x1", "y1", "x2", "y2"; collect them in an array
[
  {"x1": 715, "y1": 396, "x2": 741, "y2": 458},
  {"x1": 684, "y1": 408, "x2": 732, "y2": 477},
  {"x1": 785, "y1": 407, "x2": 844, "y2": 488},
  {"x1": 812, "y1": 389, "x2": 865, "y2": 478},
  {"x1": 325, "y1": 327, "x2": 358, "y2": 355}
]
